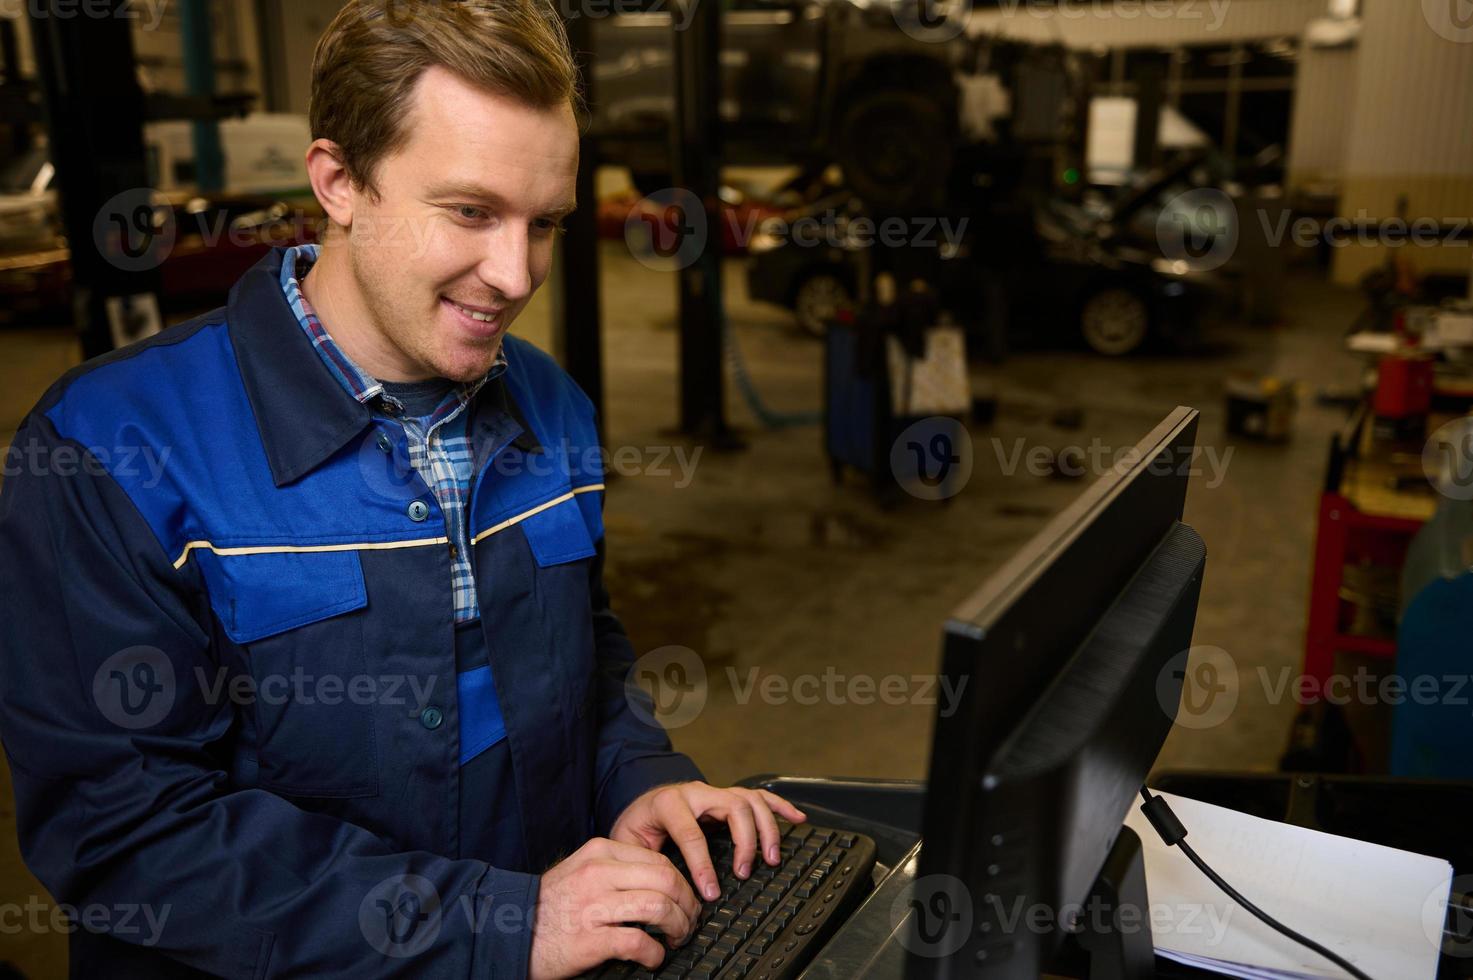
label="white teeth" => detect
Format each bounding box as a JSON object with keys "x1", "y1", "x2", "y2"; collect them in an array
[{"x1": 450, "y1": 301, "x2": 497, "y2": 323}]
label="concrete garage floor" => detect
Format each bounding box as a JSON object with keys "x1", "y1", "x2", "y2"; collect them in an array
[
  {"x1": 0, "y1": 245, "x2": 1363, "y2": 977},
  {"x1": 577, "y1": 247, "x2": 1365, "y2": 787}
]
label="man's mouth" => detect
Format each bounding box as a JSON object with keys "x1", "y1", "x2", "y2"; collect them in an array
[
  {"x1": 444, "y1": 297, "x2": 504, "y2": 323},
  {"x1": 442, "y1": 297, "x2": 507, "y2": 339}
]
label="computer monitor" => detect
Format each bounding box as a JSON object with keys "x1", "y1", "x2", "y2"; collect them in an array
[{"x1": 908, "y1": 406, "x2": 1207, "y2": 978}]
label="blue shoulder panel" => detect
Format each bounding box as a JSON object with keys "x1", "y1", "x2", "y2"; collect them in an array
[{"x1": 42, "y1": 320, "x2": 442, "y2": 569}]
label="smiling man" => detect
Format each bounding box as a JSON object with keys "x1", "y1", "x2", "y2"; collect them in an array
[{"x1": 0, "y1": 2, "x2": 800, "y2": 977}]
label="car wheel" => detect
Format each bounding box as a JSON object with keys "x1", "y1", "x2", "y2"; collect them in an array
[
  {"x1": 1080, "y1": 287, "x2": 1150, "y2": 356},
  {"x1": 793, "y1": 273, "x2": 852, "y2": 338},
  {"x1": 835, "y1": 89, "x2": 953, "y2": 212}
]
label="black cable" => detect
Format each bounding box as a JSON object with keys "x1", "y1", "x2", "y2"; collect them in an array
[{"x1": 1138, "y1": 788, "x2": 1376, "y2": 980}]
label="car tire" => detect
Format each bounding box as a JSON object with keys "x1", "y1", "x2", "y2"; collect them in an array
[
  {"x1": 834, "y1": 89, "x2": 953, "y2": 212},
  {"x1": 792, "y1": 272, "x2": 852, "y2": 338},
  {"x1": 1080, "y1": 286, "x2": 1151, "y2": 356}
]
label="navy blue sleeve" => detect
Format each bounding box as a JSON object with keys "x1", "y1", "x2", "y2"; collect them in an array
[
  {"x1": 586, "y1": 531, "x2": 706, "y2": 839},
  {"x1": 0, "y1": 413, "x2": 538, "y2": 979}
]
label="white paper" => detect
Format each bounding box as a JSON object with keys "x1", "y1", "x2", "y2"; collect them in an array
[{"x1": 1123, "y1": 791, "x2": 1452, "y2": 979}]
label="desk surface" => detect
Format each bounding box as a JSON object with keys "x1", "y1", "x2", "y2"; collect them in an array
[{"x1": 1340, "y1": 415, "x2": 1444, "y2": 522}]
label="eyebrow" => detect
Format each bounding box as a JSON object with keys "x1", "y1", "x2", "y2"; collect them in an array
[{"x1": 425, "y1": 181, "x2": 577, "y2": 219}]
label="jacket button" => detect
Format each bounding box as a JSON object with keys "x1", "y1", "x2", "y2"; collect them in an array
[
  {"x1": 375, "y1": 432, "x2": 392, "y2": 453},
  {"x1": 420, "y1": 706, "x2": 444, "y2": 730},
  {"x1": 407, "y1": 500, "x2": 430, "y2": 522}
]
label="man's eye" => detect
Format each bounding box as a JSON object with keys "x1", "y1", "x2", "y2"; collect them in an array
[
  {"x1": 533, "y1": 218, "x2": 567, "y2": 235},
  {"x1": 454, "y1": 206, "x2": 488, "y2": 221}
]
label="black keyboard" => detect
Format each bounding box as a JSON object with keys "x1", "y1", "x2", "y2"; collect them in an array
[{"x1": 582, "y1": 820, "x2": 877, "y2": 980}]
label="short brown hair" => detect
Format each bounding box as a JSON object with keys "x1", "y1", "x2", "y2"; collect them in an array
[{"x1": 310, "y1": 0, "x2": 581, "y2": 196}]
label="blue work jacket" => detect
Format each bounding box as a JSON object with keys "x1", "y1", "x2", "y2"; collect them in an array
[{"x1": 0, "y1": 247, "x2": 703, "y2": 978}]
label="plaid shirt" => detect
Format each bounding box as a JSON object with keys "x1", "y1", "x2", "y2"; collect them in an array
[{"x1": 280, "y1": 243, "x2": 506, "y2": 623}]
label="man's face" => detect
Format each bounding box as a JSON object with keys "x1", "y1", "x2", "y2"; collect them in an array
[{"x1": 343, "y1": 67, "x2": 579, "y2": 382}]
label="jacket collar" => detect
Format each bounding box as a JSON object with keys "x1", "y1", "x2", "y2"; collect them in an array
[{"x1": 226, "y1": 247, "x2": 539, "y2": 487}]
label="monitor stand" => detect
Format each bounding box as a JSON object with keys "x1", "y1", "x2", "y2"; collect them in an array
[{"x1": 1061, "y1": 825, "x2": 1157, "y2": 980}]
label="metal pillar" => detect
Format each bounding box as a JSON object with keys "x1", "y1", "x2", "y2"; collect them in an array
[
  {"x1": 670, "y1": 0, "x2": 733, "y2": 442},
  {"x1": 27, "y1": 0, "x2": 165, "y2": 360},
  {"x1": 557, "y1": 9, "x2": 606, "y2": 432},
  {"x1": 1132, "y1": 62, "x2": 1163, "y2": 176},
  {"x1": 180, "y1": 0, "x2": 224, "y2": 193}
]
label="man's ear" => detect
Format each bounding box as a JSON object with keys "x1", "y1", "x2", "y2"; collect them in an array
[{"x1": 305, "y1": 139, "x2": 357, "y2": 229}]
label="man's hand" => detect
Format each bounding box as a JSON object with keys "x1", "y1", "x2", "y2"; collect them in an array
[
  {"x1": 529, "y1": 837, "x2": 702, "y2": 979},
  {"x1": 610, "y1": 782, "x2": 807, "y2": 902}
]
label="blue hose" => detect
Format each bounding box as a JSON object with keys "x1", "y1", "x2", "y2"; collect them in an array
[{"x1": 723, "y1": 319, "x2": 823, "y2": 429}]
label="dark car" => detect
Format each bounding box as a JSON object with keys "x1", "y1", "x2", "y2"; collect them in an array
[{"x1": 746, "y1": 188, "x2": 1218, "y2": 356}]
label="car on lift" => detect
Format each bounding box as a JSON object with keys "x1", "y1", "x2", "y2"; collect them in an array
[{"x1": 589, "y1": 0, "x2": 964, "y2": 210}]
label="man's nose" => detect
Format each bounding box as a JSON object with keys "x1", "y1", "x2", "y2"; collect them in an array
[{"x1": 476, "y1": 226, "x2": 532, "y2": 304}]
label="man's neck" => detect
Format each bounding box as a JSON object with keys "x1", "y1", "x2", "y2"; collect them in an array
[{"x1": 300, "y1": 243, "x2": 432, "y2": 383}]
